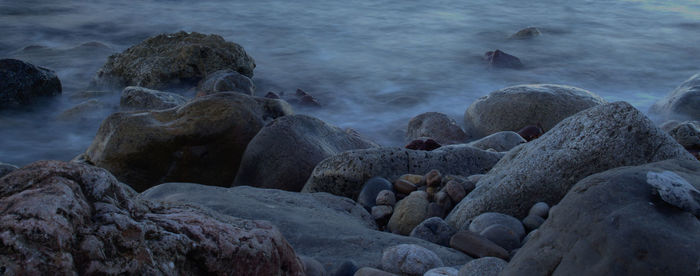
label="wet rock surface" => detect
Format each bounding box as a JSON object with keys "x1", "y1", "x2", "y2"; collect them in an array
[
  {"x1": 406, "y1": 112, "x2": 469, "y2": 144},
  {"x1": 0, "y1": 58, "x2": 62, "y2": 108},
  {"x1": 119, "y1": 86, "x2": 187, "y2": 110}
]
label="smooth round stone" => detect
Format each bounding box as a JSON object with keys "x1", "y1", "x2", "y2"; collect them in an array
[
  {"x1": 381, "y1": 244, "x2": 444, "y2": 276},
  {"x1": 399, "y1": 174, "x2": 424, "y2": 186},
  {"x1": 376, "y1": 190, "x2": 396, "y2": 206},
  {"x1": 409, "y1": 217, "x2": 456, "y2": 247},
  {"x1": 333, "y1": 260, "x2": 359, "y2": 276},
  {"x1": 467, "y1": 212, "x2": 525, "y2": 239},
  {"x1": 425, "y1": 169, "x2": 442, "y2": 187},
  {"x1": 300, "y1": 256, "x2": 327, "y2": 276},
  {"x1": 528, "y1": 202, "x2": 550, "y2": 219},
  {"x1": 449, "y1": 231, "x2": 509, "y2": 260},
  {"x1": 424, "y1": 267, "x2": 459, "y2": 276},
  {"x1": 394, "y1": 179, "x2": 418, "y2": 195},
  {"x1": 387, "y1": 193, "x2": 429, "y2": 235},
  {"x1": 372, "y1": 205, "x2": 393, "y2": 222},
  {"x1": 522, "y1": 215, "x2": 545, "y2": 231},
  {"x1": 444, "y1": 181, "x2": 466, "y2": 203},
  {"x1": 358, "y1": 177, "x2": 393, "y2": 211},
  {"x1": 479, "y1": 224, "x2": 521, "y2": 251},
  {"x1": 458, "y1": 257, "x2": 507, "y2": 276}
]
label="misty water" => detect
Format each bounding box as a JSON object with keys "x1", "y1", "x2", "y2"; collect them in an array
[{"x1": 1, "y1": 0, "x2": 699, "y2": 166}]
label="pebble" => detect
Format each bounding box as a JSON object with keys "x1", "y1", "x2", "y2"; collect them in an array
[
  {"x1": 394, "y1": 179, "x2": 417, "y2": 195},
  {"x1": 409, "y1": 217, "x2": 455, "y2": 246},
  {"x1": 444, "y1": 180, "x2": 467, "y2": 203},
  {"x1": 398, "y1": 174, "x2": 424, "y2": 186},
  {"x1": 357, "y1": 177, "x2": 394, "y2": 211},
  {"x1": 528, "y1": 202, "x2": 550, "y2": 219},
  {"x1": 425, "y1": 169, "x2": 442, "y2": 187},
  {"x1": 381, "y1": 244, "x2": 444, "y2": 276},
  {"x1": 457, "y1": 257, "x2": 507, "y2": 276},
  {"x1": 376, "y1": 190, "x2": 396, "y2": 206},
  {"x1": 467, "y1": 212, "x2": 526, "y2": 239},
  {"x1": 479, "y1": 224, "x2": 521, "y2": 251},
  {"x1": 449, "y1": 231, "x2": 509, "y2": 260},
  {"x1": 387, "y1": 192, "x2": 429, "y2": 235},
  {"x1": 372, "y1": 205, "x2": 393, "y2": 224},
  {"x1": 522, "y1": 215, "x2": 545, "y2": 231}
]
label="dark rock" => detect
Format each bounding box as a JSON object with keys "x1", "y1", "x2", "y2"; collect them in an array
[
  {"x1": 301, "y1": 256, "x2": 328, "y2": 276},
  {"x1": 196, "y1": 69, "x2": 255, "y2": 96},
  {"x1": 0, "y1": 162, "x2": 19, "y2": 178},
  {"x1": 409, "y1": 217, "x2": 456, "y2": 246},
  {"x1": 650, "y1": 72, "x2": 700, "y2": 121},
  {"x1": 449, "y1": 231, "x2": 509, "y2": 260},
  {"x1": 468, "y1": 131, "x2": 526, "y2": 151},
  {"x1": 517, "y1": 124, "x2": 545, "y2": 141},
  {"x1": 357, "y1": 177, "x2": 394, "y2": 211},
  {"x1": 265, "y1": 91, "x2": 281, "y2": 99},
  {"x1": 435, "y1": 191, "x2": 453, "y2": 212},
  {"x1": 405, "y1": 138, "x2": 442, "y2": 151},
  {"x1": 528, "y1": 202, "x2": 550, "y2": 219},
  {"x1": 388, "y1": 192, "x2": 430, "y2": 235},
  {"x1": 394, "y1": 178, "x2": 418, "y2": 194},
  {"x1": 444, "y1": 180, "x2": 467, "y2": 203},
  {"x1": 372, "y1": 205, "x2": 394, "y2": 225},
  {"x1": 376, "y1": 189, "x2": 397, "y2": 206},
  {"x1": 381, "y1": 244, "x2": 444, "y2": 276},
  {"x1": 407, "y1": 112, "x2": 469, "y2": 144},
  {"x1": 333, "y1": 260, "x2": 359, "y2": 276},
  {"x1": 427, "y1": 202, "x2": 446, "y2": 218},
  {"x1": 426, "y1": 169, "x2": 442, "y2": 187},
  {"x1": 467, "y1": 212, "x2": 526, "y2": 239},
  {"x1": 510, "y1": 27, "x2": 541, "y2": 40},
  {"x1": 483, "y1": 49, "x2": 523, "y2": 69},
  {"x1": 119, "y1": 86, "x2": 187, "y2": 110},
  {"x1": 479, "y1": 224, "x2": 521, "y2": 251},
  {"x1": 522, "y1": 215, "x2": 545, "y2": 232},
  {"x1": 295, "y1": 88, "x2": 322, "y2": 107},
  {"x1": 0, "y1": 58, "x2": 61, "y2": 108},
  {"x1": 458, "y1": 257, "x2": 507, "y2": 276}
]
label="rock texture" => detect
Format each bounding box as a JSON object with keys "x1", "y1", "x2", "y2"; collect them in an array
[
  {"x1": 120, "y1": 86, "x2": 187, "y2": 110},
  {"x1": 447, "y1": 102, "x2": 696, "y2": 228},
  {"x1": 467, "y1": 131, "x2": 526, "y2": 152},
  {"x1": 91, "y1": 31, "x2": 255, "y2": 90},
  {"x1": 0, "y1": 162, "x2": 18, "y2": 178},
  {"x1": 502, "y1": 160, "x2": 700, "y2": 276},
  {"x1": 0, "y1": 58, "x2": 61, "y2": 108},
  {"x1": 406, "y1": 112, "x2": 469, "y2": 144},
  {"x1": 458, "y1": 257, "x2": 507, "y2": 276},
  {"x1": 388, "y1": 192, "x2": 430, "y2": 235},
  {"x1": 650, "y1": 73, "x2": 700, "y2": 120},
  {"x1": 196, "y1": 69, "x2": 255, "y2": 96},
  {"x1": 233, "y1": 114, "x2": 377, "y2": 191},
  {"x1": 0, "y1": 161, "x2": 303, "y2": 275},
  {"x1": 85, "y1": 92, "x2": 292, "y2": 191},
  {"x1": 381, "y1": 244, "x2": 444, "y2": 276},
  {"x1": 463, "y1": 84, "x2": 606, "y2": 137},
  {"x1": 409, "y1": 217, "x2": 456, "y2": 247},
  {"x1": 302, "y1": 145, "x2": 503, "y2": 200}
]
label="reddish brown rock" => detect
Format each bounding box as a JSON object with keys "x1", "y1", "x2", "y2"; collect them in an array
[
  {"x1": 0, "y1": 161, "x2": 304, "y2": 275},
  {"x1": 405, "y1": 139, "x2": 442, "y2": 151},
  {"x1": 517, "y1": 123, "x2": 544, "y2": 141}
]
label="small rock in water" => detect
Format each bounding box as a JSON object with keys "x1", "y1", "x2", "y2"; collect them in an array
[
  {"x1": 296, "y1": 88, "x2": 322, "y2": 107},
  {"x1": 483, "y1": 49, "x2": 523, "y2": 69},
  {"x1": 449, "y1": 231, "x2": 509, "y2": 260},
  {"x1": 409, "y1": 217, "x2": 456, "y2": 247},
  {"x1": 376, "y1": 190, "x2": 396, "y2": 206},
  {"x1": 517, "y1": 123, "x2": 545, "y2": 141},
  {"x1": 646, "y1": 170, "x2": 700, "y2": 217},
  {"x1": 1, "y1": 58, "x2": 62, "y2": 108},
  {"x1": 458, "y1": 257, "x2": 507, "y2": 276},
  {"x1": 424, "y1": 267, "x2": 459, "y2": 276},
  {"x1": 265, "y1": 91, "x2": 281, "y2": 99},
  {"x1": 381, "y1": 244, "x2": 444, "y2": 276},
  {"x1": 528, "y1": 202, "x2": 550, "y2": 218},
  {"x1": 510, "y1": 27, "x2": 542, "y2": 40},
  {"x1": 333, "y1": 260, "x2": 359, "y2": 276},
  {"x1": 479, "y1": 224, "x2": 521, "y2": 251},
  {"x1": 358, "y1": 177, "x2": 394, "y2": 211},
  {"x1": 522, "y1": 215, "x2": 545, "y2": 231}
]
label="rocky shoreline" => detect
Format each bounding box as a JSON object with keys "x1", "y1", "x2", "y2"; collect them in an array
[{"x1": 1, "y1": 31, "x2": 699, "y2": 275}]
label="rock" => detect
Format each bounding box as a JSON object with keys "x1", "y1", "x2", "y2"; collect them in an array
[
  {"x1": 409, "y1": 217, "x2": 456, "y2": 247},
  {"x1": 466, "y1": 174, "x2": 484, "y2": 184},
  {"x1": 650, "y1": 72, "x2": 700, "y2": 120},
  {"x1": 522, "y1": 215, "x2": 545, "y2": 231},
  {"x1": 293, "y1": 88, "x2": 322, "y2": 107},
  {"x1": 85, "y1": 92, "x2": 292, "y2": 191},
  {"x1": 140, "y1": 183, "x2": 472, "y2": 272},
  {"x1": 0, "y1": 58, "x2": 61, "y2": 108},
  {"x1": 448, "y1": 102, "x2": 696, "y2": 228},
  {"x1": 405, "y1": 138, "x2": 442, "y2": 151},
  {"x1": 0, "y1": 162, "x2": 19, "y2": 178},
  {"x1": 435, "y1": 191, "x2": 453, "y2": 211},
  {"x1": 376, "y1": 190, "x2": 397, "y2": 206},
  {"x1": 483, "y1": 49, "x2": 523, "y2": 69},
  {"x1": 406, "y1": 112, "x2": 469, "y2": 144},
  {"x1": 467, "y1": 212, "x2": 526, "y2": 239},
  {"x1": 388, "y1": 192, "x2": 430, "y2": 235},
  {"x1": 354, "y1": 267, "x2": 397, "y2": 276},
  {"x1": 502, "y1": 159, "x2": 700, "y2": 276},
  {"x1": 510, "y1": 27, "x2": 541, "y2": 40},
  {"x1": 233, "y1": 114, "x2": 377, "y2": 191},
  {"x1": 427, "y1": 202, "x2": 445, "y2": 218},
  {"x1": 0, "y1": 161, "x2": 303, "y2": 275},
  {"x1": 468, "y1": 131, "x2": 526, "y2": 152},
  {"x1": 358, "y1": 177, "x2": 394, "y2": 211},
  {"x1": 425, "y1": 267, "x2": 459, "y2": 276},
  {"x1": 303, "y1": 145, "x2": 503, "y2": 200},
  {"x1": 479, "y1": 224, "x2": 521, "y2": 251},
  {"x1": 301, "y1": 256, "x2": 328, "y2": 276},
  {"x1": 57, "y1": 99, "x2": 108, "y2": 121},
  {"x1": 333, "y1": 260, "x2": 359, "y2": 276},
  {"x1": 69, "y1": 90, "x2": 113, "y2": 101},
  {"x1": 196, "y1": 69, "x2": 255, "y2": 96},
  {"x1": 265, "y1": 91, "x2": 281, "y2": 99},
  {"x1": 463, "y1": 84, "x2": 606, "y2": 138},
  {"x1": 91, "y1": 31, "x2": 255, "y2": 90},
  {"x1": 646, "y1": 170, "x2": 700, "y2": 217},
  {"x1": 399, "y1": 174, "x2": 425, "y2": 186},
  {"x1": 425, "y1": 169, "x2": 442, "y2": 187},
  {"x1": 528, "y1": 202, "x2": 550, "y2": 219},
  {"x1": 119, "y1": 86, "x2": 187, "y2": 110},
  {"x1": 458, "y1": 257, "x2": 507, "y2": 276},
  {"x1": 444, "y1": 180, "x2": 467, "y2": 203},
  {"x1": 517, "y1": 124, "x2": 545, "y2": 141},
  {"x1": 522, "y1": 229, "x2": 537, "y2": 245},
  {"x1": 449, "y1": 231, "x2": 509, "y2": 260},
  {"x1": 667, "y1": 121, "x2": 700, "y2": 150},
  {"x1": 372, "y1": 205, "x2": 394, "y2": 225},
  {"x1": 381, "y1": 244, "x2": 444, "y2": 276}
]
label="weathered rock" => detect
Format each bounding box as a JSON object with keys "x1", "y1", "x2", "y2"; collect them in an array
[
  {"x1": 479, "y1": 224, "x2": 521, "y2": 251},
  {"x1": 0, "y1": 58, "x2": 61, "y2": 108},
  {"x1": 354, "y1": 267, "x2": 396, "y2": 276},
  {"x1": 85, "y1": 92, "x2": 292, "y2": 191},
  {"x1": 372, "y1": 205, "x2": 394, "y2": 225},
  {"x1": 333, "y1": 260, "x2": 359, "y2": 276},
  {"x1": 458, "y1": 257, "x2": 507, "y2": 276},
  {"x1": 358, "y1": 178, "x2": 394, "y2": 211},
  {"x1": 522, "y1": 215, "x2": 545, "y2": 232},
  {"x1": 426, "y1": 169, "x2": 442, "y2": 187},
  {"x1": 667, "y1": 121, "x2": 700, "y2": 149},
  {"x1": 448, "y1": 102, "x2": 696, "y2": 228},
  {"x1": 234, "y1": 114, "x2": 377, "y2": 191},
  {"x1": 141, "y1": 183, "x2": 471, "y2": 272},
  {"x1": 197, "y1": 69, "x2": 255, "y2": 96},
  {"x1": 425, "y1": 267, "x2": 459, "y2": 276},
  {"x1": 407, "y1": 112, "x2": 469, "y2": 144},
  {"x1": 449, "y1": 231, "x2": 509, "y2": 260},
  {"x1": 646, "y1": 170, "x2": 700, "y2": 217},
  {"x1": 483, "y1": 49, "x2": 523, "y2": 69},
  {"x1": 120, "y1": 86, "x2": 187, "y2": 110},
  {"x1": 394, "y1": 179, "x2": 418, "y2": 194},
  {"x1": 468, "y1": 131, "x2": 526, "y2": 152},
  {"x1": 293, "y1": 88, "x2": 322, "y2": 107},
  {"x1": 381, "y1": 244, "x2": 444, "y2": 276},
  {"x1": 303, "y1": 145, "x2": 503, "y2": 200},
  {"x1": 57, "y1": 99, "x2": 108, "y2": 121},
  {"x1": 388, "y1": 192, "x2": 430, "y2": 235},
  {"x1": 464, "y1": 84, "x2": 606, "y2": 138},
  {"x1": 409, "y1": 217, "x2": 456, "y2": 247},
  {"x1": 510, "y1": 27, "x2": 541, "y2": 40},
  {"x1": 650, "y1": 73, "x2": 700, "y2": 120},
  {"x1": 265, "y1": 91, "x2": 281, "y2": 99},
  {"x1": 467, "y1": 212, "x2": 526, "y2": 238},
  {"x1": 0, "y1": 161, "x2": 303, "y2": 275},
  {"x1": 444, "y1": 180, "x2": 467, "y2": 203},
  {"x1": 528, "y1": 202, "x2": 550, "y2": 219},
  {"x1": 0, "y1": 162, "x2": 18, "y2": 178},
  {"x1": 502, "y1": 159, "x2": 700, "y2": 276},
  {"x1": 92, "y1": 31, "x2": 255, "y2": 90},
  {"x1": 301, "y1": 256, "x2": 328, "y2": 276},
  {"x1": 376, "y1": 190, "x2": 396, "y2": 206}
]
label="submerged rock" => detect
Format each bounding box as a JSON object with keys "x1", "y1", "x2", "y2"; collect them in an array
[
  {"x1": 0, "y1": 58, "x2": 61, "y2": 108},
  {"x1": 510, "y1": 27, "x2": 541, "y2": 40},
  {"x1": 650, "y1": 72, "x2": 700, "y2": 121},
  {"x1": 483, "y1": 49, "x2": 523, "y2": 69},
  {"x1": 119, "y1": 86, "x2": 187, "y2": 110},
  {"x1": 0, "y1": 162, "x2": 18, "y2": 178}
]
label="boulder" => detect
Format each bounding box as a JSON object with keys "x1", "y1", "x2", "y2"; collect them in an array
[
  {"x1": 85, "y1": 92, "x2": 292, "y2": 191},
  {"x1": 650, "y1": 73, "x2": 700, "y2": 120},
  {"x1": 483, "y1": 49, "x2": 523, "y2": 69},
  {"x1": 467, "y1": 131, "x2": 526, "y2": 152},
  {"x1": 463, "y1": 84, "x2": 606, "y2": 137},
  {"x1": 447, "y1": 102, "x2": 696, "y2": 228},
  {"x1": 197, "y1": 69, "x2": 255, "y2": 96},
  {"x1": 0, "y1": 162, "x2": 18, "y2": 178},
  {"x1": 0, "y1": 161, "x2": 303, "y2": 275},
  {"x1": 409, "y1": 217, "x2": 456, "y2": 247},
  {"x1": 120, "y1": 86, "x2": 187, "y2": 110},
  {"x1": 381, "y1": 244, "x2": 444, "y2": 276},
  {"x1": 91, "y1": 31, "x2": 255, "y2": 90},
  {"x1": 388, "y1": 192, "x2": 430, "y2": 236},
  {"x1": 233, "y1": 114, "x2": 378, "y2": 191},
  {"x1": 502, "y1": 159, "x2": 700, "y2": 276},
  {"x1": 0, "y1": 58, "x2": 61, "y2": 108},
  {"x1": 302, "y1": 145, "x2": 503, "y2": 200},
  {"x1": 458, "y1": 257, "x2": 507, "y2": 276},
  {"x1": 406, "y1": 112, "x2": 469, "y2": 144},
  {"x1": 140, "y1": 183, "x2": 472, "y2": 272}
]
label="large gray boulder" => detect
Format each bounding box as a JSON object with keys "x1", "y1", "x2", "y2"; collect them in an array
[
  {"x1": 0, "y1": 58, "x2": 61, "y2": 108},
  {"x1": 233, "y1": 115, "x2": 378, "y2": 191},
  {"x1": 650, "y1": 73, "x2": 700, "y2": 121},
  {"x1": 140, "y1": 183, "x2": 472, "y2": 273},
  {"x1": 85, "y1": 92, "x2": 292, "y2": 191},
  {"x1": 406, "y1": 112, "x2": 469, "y2": 144},
  {"x1": 91, "y1": 31, "x2": 255, "y2": 90},
  {"x1": 119, "y1": 86, "x2": 187, "y2": 110},
  {"x1": 447, "y1": 102, "x2": 696, "y2": 228},
  {"x1": 502, "y1": 159, "x2": 700, "y2": 276},
  {"x1": 463, "y1": 84, "x2": 605, "y2": 137},
  {"x1": 302, "y1": 145, "x2": 504, "y2": 200}
]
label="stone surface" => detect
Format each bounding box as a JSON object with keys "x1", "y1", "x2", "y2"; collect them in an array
[
  {"x1": 646, "y1": 170, "x2": 700, "y2": 217},
  {"x1": 388, "y1": 192, "x2": 430, "y2": 235},
  {"x1": 0, "y1": 161, "x2": 303, "y2": 275},
  {"x1": 301, "y1": 256, "x2": 328, "y2": 276},
  {"x1": 528, "y1": 202, "x2": 550, "y2": 219},
  {"x1": 372, "y1": 205, "x2": 394, "y2": 225},
  {"x1": 196, "y1": 69, "x2": 255, "y2": 96},
  {"x1": 449, "y1": 231, "x2": 509, "y2": 260},
  {"x1": 502, "y1": 159, "x2": 700, "y2": 276},
  {"x1": 444, "y1": 180, "x2": 467, "y2": 203},
  {"x1": 56, "y1": 99, "x2": 108, "y2": 121},
  {"x1": 468, "y1": 131, "x2": 526, "y2": 152},
  {"x1": 333, "y1": 260, "x2": 359, "y2": 276},
  {"x1": 483, "y1": 49, "x2": 523, "y2": 69},
  {"x1": 394, "y1": 179, "x2": 418, "y2": 195},
  {"x1": 479, "y1": 224, "x2": 521, "y2": 251},
  {"x1": 381, "y1": 244, "x2": 444, "y2": 276},
  {"x1": 667, "y1": 121, "x2": 700, "y2": 149},
  {"x1": 376, "y1": 190, "x2": 397, "y2": 206},
  {"x1": 463, "y1": 84, "x2": 606, "y2": 137},
  {"x1": 354, "y1": 267, "x2": 396, "y2": 276},
  {"x1": 303, "y1": 145, "x2": 503, "y2": 200},
  {"x1": 522, "y1": 215, "x2": 545, "y2": 231},
  {"x1": 650, "y1": 72, "x2": 700, "y2": 120},
  {"x1": 425, "y1": 267, "x2": 459, "y2": 276},
  {"x1": 357, "y1": 178, "x2": 394, "y2": 212},
  {"x1": 409, "y1": 217, "x2": 456, "y2": 247},
  {"x1": 405, "y1": 138, "x2": 442, "y2": 151},
  {"x1": 467, "y1": 212, "x2": 526, "y2": 239},
  {"x1": 428, "y1": 202, "x2": 445, "y2": 219},
  {"x1": 85, "y1": 92, "x2": 292, "y2": 191},
  {"x1": 119, "y1": 86, "x2": 187, "y2": 110},
  {"x1": 0, "y1": 58, "x2": 61, "y2": 108},
  {"x1": 91, "y1": 31, "x2": 255, "y2": 90},
  {"x1": 233, "y1": 114, "x2": 377, "y2": 191},
  {"x1": 448, "y1": 102, "x2": 696, "y2": 228},
  {"x1": 510, "y1": 27, "x2": 541, "y2": 39},
  {"x1": 406, "y1": 112, "x2": 469, "y2": 144},
  {"x1": 458, "y1": 257, "x2": 507, "y2": 276},
  {"x1": 0, "y1": 162, "x2": 18, "y2": 178},
  {"x1": 425, "y1": 169, "x2": 442, "y2": 187},
  {"x1": 141, "y1": 183, "x2": 472, "y2": 272}
]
